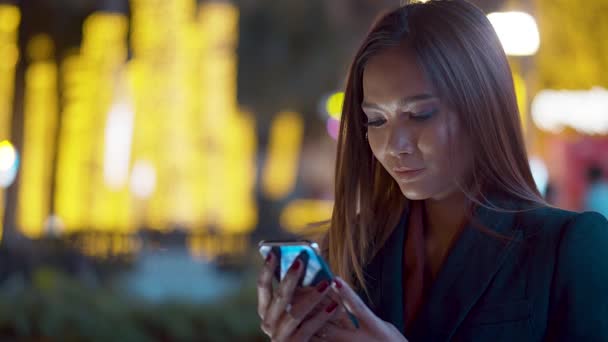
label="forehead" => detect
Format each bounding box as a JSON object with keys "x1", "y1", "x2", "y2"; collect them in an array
[{"x1": 362, "y1": 46, "x2": 432, "y2": 104}]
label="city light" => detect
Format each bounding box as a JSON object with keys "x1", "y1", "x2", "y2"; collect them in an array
[
  {"x1": 0, "y1": 4, "x2": 20, "y2": 242},
  {"x1": 0, "y1": 5, "x2": 19, "y2": 33},
  {"x1": 220, "y1": 113, "x2": 258, "y2": 234},
  {"x1": 130, "y1": 160, "x2": 157, "y2": 199},
  {"x1": 262, "y1": 111, "x2": 304, "y2": 200},
  {"x1": 488, "y1": 11, "x2": 540, "y2": 56},
  {"x1": 326, "y1": 117, "x2": 340, "y2": 141},
  {"x1": 0, "y1": 141, "x2": 16, "y2": 172},
  {"x1": 529, "y1": 157, "x2": 549, "y2": 196},
  {"x1": 325, "y1": 91, "x2": 344, "y2": 119},
  {"x1": 512, "y1": 71, "x2": 528, "y2": 132},
  {"x1": 532, "y1": 87, "x2": 608, "y2": 135},
  {"x1": 17, "y1": 34, "x2": 58, "y2": 237},
  {"x1": 279, "y1": 199, "x2": 333, "y2": 234},
  {"x1": 3, "y1": 1, "x2": 256, "y2": 245},
  {"x1": 54, "y1": 12, "x2": 130, "y2": 233},
  {"x1": 54, "y1": 53, "x2": 92, "y2": 231},
  {"x1": 103, "y1": 102, "x2": 134, "y2": 190},
  {"x1": 0, "y1": 140, "x2": 18, "y2": 188},
  {"x1": 0, "y1": 4, "x2": 20, "y2": 139}
]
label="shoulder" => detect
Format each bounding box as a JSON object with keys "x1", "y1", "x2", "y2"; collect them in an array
[
  {"x1": 540, "y1": 210, "x2": 608, "y2": 338},
  {"x1": 516, "y1": 206, "x2": 608, "y2": 335},
  {"x1": 514, "y1": 206, "x2": 608, "y2": 273},
  {"x1": 517, "y1": 204, "x2": 608, "y2": 275},
  {"x1": 517, "y1": 205, "x2": 607, "y2": 240},
  {"x1": 549, "y1": 210, "x2": 608, "y2": 272}
]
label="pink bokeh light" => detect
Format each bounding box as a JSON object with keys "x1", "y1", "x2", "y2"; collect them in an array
[{"x1": 326, "y1": 117, "x2": 340, "y2": 140}]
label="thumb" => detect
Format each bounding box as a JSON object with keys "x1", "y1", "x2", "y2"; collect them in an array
[{"x1": 331, "y1": 276, "x2": 376, "y2": 324}]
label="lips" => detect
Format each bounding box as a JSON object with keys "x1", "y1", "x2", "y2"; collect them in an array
[
  {"x1": 393, "y1": 166, "x2": 424, "y2": 173},
  {"x1": 392, "y1": 167, "x2": 425, "y2": 182}
]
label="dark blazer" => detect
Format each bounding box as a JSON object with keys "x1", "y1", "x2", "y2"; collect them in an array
[{"x1": 359, "y1": 196, "x2": 608, "y2": 341}]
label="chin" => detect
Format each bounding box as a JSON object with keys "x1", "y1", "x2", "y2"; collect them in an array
[
  {"x1": 398, "y1": 185, "x2": 432, "y2": 201},
  {"x1": 400, "y1": 182, "x2": 462, "y2": 202}
]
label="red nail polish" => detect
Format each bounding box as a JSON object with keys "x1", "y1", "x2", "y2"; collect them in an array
[
  {"x1": 326, "y1": 302, "x2": 338, "y2": 313},
  {"x1": 316, "y1": 281, "x2": 329, "y2": 292},
  {"x1": 334, "y1": 279, "x2": 343, "y2": 289},
  {"x1": 291, "y1": 259, "x2": 301, "y2": 271}
]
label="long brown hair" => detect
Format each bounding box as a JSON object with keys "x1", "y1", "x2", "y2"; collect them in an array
[{"x1": 326, "y1": 0, "x2": 545, "y2": 293}]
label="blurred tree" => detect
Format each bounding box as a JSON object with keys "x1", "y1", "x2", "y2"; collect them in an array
[
  {"x1": 235, "y1": 0, "x2": 507, "y2": 130},
  {"x1": 535, "y1": 0, "x2": 608, "y2": 88},
  {"x1": 235, "y1": 0, "x2": 401, "y2": 130}
]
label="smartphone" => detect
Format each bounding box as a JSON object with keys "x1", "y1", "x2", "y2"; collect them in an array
[
  {"x1": 258, "y1": 239, "x2": 360, "y2": 329},
  {"x1": 258, "y1": 240, "x2": 333, "y2": 287}
]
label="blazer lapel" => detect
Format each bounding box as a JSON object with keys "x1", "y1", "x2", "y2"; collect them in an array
[
  {"x1": 408, "y1": 200, "x2": 523, "y2": 341},
  {"x1": 378, "y1": 208, "x2": 408, "y2": 332}
]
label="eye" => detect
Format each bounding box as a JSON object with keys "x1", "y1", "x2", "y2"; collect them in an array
[
  {"x1": 364, "y1": 118, "x2": 387, "y2": 127},
  {"x1": 410, "y1": 108, "x2": 438, "y2": 121}
]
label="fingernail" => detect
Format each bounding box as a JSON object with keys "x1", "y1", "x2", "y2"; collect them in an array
[
  {"x1": 326, "y1": 302, "x2": 338, "y2": 313},
  {"x1": 291, "y1": 259, "x2": 301, "y2": 271},
  {"x1": 316, "y1": 281, "x2": 329, "y2": 293},
  {"x1": 265, "y1": 253, "x2": 273, "y2": 263},
  {"x1": 333, "y1": 278, "x2": 343, "y2": 289}
]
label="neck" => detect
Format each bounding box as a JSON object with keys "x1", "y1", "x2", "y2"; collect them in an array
[{"x1": 423, "y1": 191, "x2": 468, "y2": 243}]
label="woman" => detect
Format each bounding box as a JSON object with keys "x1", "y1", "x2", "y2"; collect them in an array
[{"x1": 257, "y1": 1, "x2": 608, "y2": 341}]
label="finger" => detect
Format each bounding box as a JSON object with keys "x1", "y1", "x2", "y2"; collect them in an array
[
  {"x1": 262, "y1": 258, "x2": 305, "y2": 336},
  {"x1": 328, "y1": 306, "x2": 355, "y2": 330},
  {"x1": 306, "y1": 284, "x2": 356, "y2": 330},
  {"x1": 273, "y1": 280, "x2": 332, "y2": 341},
  {"x1": 322, "y1": 291, "x2": 355, "y2": 329},
  {"x1": 304, "y1": 291, "x2": 334, "y2": 321},
  {"x1": 322, "y1": 323, "x2": 356, "y2": 342},
  {"x1": 257, "y1": 252, "x2": 277, "y2": 319},
  {"x1": 331, "y1": 277, "x2": 375, "y2": 324},
  {"x1": 292, "y1": 300, "x2": 341, "y2": 341}
]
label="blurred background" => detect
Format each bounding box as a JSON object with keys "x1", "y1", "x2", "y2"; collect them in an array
[{"x1": 0, "y1": 0, "x2": 606, "y2": 340}]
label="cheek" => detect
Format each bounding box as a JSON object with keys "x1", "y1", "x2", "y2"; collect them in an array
[
  {"x1": 418, "y1": 114, "x2": 468, "y2": 177},
  {"x1": 367, "y1": 132, "x2": 385, "y2": 160},
  {"x1": 418, "y1": 121, "x2": 451, "y2": 168},
  {"x1": 367, "y1": 132, "x2": 397, "y2": 175}
]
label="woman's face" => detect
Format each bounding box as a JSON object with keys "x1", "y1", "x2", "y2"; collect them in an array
[{"x1": 361, "y1": 46, "x2": 471, "y2": 201}]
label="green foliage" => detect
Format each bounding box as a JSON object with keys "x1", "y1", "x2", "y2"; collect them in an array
[
  {"x1": 0, "y1": 268, "x2": 266, "y2": 341},
  {"x1": 536, "y1": 0, "x2": 608, "y2": 89}
]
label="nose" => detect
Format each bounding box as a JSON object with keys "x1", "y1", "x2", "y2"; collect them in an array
[{"x1": 387, "y1": 125, "x2": 416, "y2": 157}]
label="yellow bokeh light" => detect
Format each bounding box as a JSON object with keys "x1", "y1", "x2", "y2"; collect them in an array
[
  {"x1": 18, "y1": 59, "x2": 58, "y2": 238},
  {"x1": 4, "y1": 1, "x2": 255, "y2": 259},
  {"x1": 55, "y1": 12, "x2": 131, "y2": 234},
  {"x1": 326, "y1": 91, "x2": 345, "y2": 119},
  {"x1": 512, "y1": 71, "x2": 527, "y2": 133},
  {"x1": 0, "y1": 44, "x2": 19, "y2": 69},
  {"x1": 0, "y1": 5, "x2": 21, "y2": 244},
  {"x1": 0, "y1": 5, "x2": 20, "y2": 33},
  {"x1": 262, "y1": 111, "x2": 304, "y2": 200},
  {"x1": 220, "y1": 114, "x2": 258, "y2": 234},
  {"x1": 279, "y1": 199, "x2": 333, "y2": 234}
]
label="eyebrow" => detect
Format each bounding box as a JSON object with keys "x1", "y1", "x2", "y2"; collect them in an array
[{"x1": 361, "y1": 93, "x2": 435, "y2": 111}]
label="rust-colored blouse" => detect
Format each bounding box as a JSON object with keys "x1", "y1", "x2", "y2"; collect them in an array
[{"x1": 402, "y1": 200, "x2": 429, "y2": 329}]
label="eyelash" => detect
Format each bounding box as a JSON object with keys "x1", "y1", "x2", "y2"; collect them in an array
[
  {"x1": 364, "y1": 109, "x2": 438, "y2": 127},
  {"x1": 411, "y1": 109, "x2": 438, "y2": 120},
  {"x1": 365, "y1": 118, "x2": 386, "y2": 127}
]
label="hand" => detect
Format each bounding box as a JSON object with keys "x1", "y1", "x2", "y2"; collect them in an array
[
  {"x1": 257, "y1": 253, "x2": 341, "y2": 341},
  {"x1": 311, "y1": 277, "x2": 408, "y2": 342}
]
